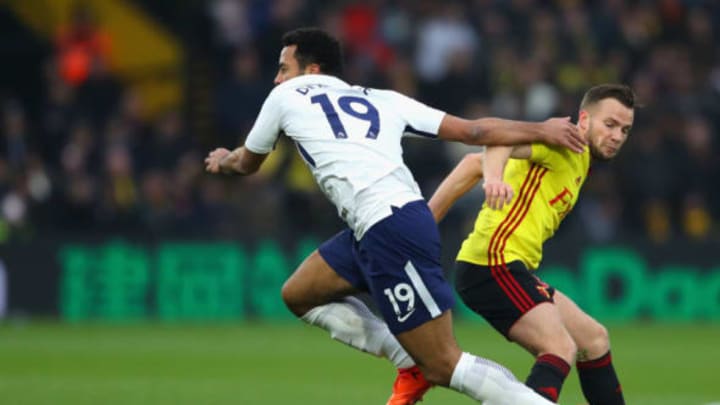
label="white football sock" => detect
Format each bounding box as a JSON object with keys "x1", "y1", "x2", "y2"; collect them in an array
[
  {"x1": 301, "y1": 296, "x2": 414, "y2": 369},
  {"x1": 450, "y1": 352, "x2": 554, "y2": 405}
]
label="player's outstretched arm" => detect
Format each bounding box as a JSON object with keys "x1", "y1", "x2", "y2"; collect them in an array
[
  {"x1": 204, "y1": 146, "x2": 268, "y2": 175},
  {"x1": 438, "y1": 115, "x2": 585, "y2": 153},
  {"x1": 428, "y1": 153, "x2": 484, "y2": 222}
]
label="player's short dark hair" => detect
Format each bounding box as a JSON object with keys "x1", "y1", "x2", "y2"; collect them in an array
[
  {"x1": 282, "y1": 28, "x2": 344, "y2": 76},
  {"x1": 580, "y1": 84, "x2": 636, "y2": 110}
]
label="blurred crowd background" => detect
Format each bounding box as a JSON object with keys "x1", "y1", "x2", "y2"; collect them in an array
[{"x1": 1, "y1": 0, "x2": 719, "y2": 246}]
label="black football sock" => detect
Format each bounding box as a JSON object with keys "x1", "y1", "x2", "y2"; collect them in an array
[
  {"x1": 576, "y1": 351, "x2": 625, "y2": 405},
  {"x1": 525, "y1": 353, "x2": 571, "y2": 402}
]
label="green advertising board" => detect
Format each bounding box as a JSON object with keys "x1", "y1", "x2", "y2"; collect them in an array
[{"x1": 59, "y1": 241, "x2": 720, "y2": 322}]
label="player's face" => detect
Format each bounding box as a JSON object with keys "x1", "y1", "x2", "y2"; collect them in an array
[
  {"x1": 274, "y1": 45, "x2": 301, "y2": 85},
  {"x1": 274, "y1": 45, "x2": 317, "y2": 85},
  {"x1": 581, "y1": 98, "x2": 634, "y2": 161}
]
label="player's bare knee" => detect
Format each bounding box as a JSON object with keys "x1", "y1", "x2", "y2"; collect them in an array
[
  {"x1": 280, "y1": 279, "x2": 307, "y2": 317},
  {"x1": 582, "y1": 322, "x2": 610, "y2": 356}
]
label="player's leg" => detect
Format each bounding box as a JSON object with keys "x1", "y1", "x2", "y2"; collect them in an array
[
  {"x1": 507, "y1": 303, "x2": 575, "y2": 403},
  {"x1": 281, "y1": 230, "x2": 414, "y2": 370},
  {"x1": 282, "y1": 248, "x2": 357, "y2": 317},
  {"x1": 555, "y1": 291, "x2": 625, "y2": 405},
  {"x1": 456, "y1": 261, "x2": 575, "y2": 403},
  {"x1": 362, "y1": 201, "x2": 553, "y2": 405},
  {"x1": 392, "y1": 310, "x2": 553, "y2": 405}
]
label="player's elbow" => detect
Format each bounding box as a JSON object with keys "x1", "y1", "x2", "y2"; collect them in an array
[
  {"x1": 459, "y1": 152, "x2": 484, "y2": 179},
  {"x1": 454, "y1": 120, "x2": 484, "y2": 146},
  {"x1": 462, "y1": 117, "x2": 510, "y2": 146},
  {"x1": 462, "y1": 152, "x2": 483, "y2": 167}
]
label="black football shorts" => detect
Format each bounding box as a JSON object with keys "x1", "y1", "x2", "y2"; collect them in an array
[{"x1": 455, "y1": 260, "x2": 555, "y2": 338}]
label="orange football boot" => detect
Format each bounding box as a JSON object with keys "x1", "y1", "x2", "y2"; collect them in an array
[{"x1": 386, "y1": 365, "x2": 433, "y2": 405}]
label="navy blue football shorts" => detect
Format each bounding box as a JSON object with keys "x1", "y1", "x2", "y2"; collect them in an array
[{"x1": 318, "y1": 200, "x2": 455, "y2": 334}]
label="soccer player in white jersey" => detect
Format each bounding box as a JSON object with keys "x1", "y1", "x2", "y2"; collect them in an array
[{"x1": 205, "y1": 28, "x2": 585, "y2": 405}]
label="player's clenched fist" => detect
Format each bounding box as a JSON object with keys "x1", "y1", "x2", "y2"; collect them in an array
[
  {"x1": 483, "y1": 178, "x2": 514, "y2": 210},
  {"x1": 205, "y1": 148, "x2": 232, "y2": 173}
]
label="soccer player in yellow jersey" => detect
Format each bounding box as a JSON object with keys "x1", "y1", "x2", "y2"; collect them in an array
[{"x1": 428, "y1": 84, "x2": 635, "y2": 404}]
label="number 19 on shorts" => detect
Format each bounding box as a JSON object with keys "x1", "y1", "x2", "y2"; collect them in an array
[{"x1": 384, "y1": 283, "x2": 416, "y2": 323}]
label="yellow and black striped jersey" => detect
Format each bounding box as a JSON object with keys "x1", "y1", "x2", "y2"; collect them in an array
[{"x1": 457, "y1": 143, "x2": 591, "y2": 270}]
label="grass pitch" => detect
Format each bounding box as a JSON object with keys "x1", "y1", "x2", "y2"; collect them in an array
[{"x1": 0, "y1": 321, "x2": 718, "y2": 404}]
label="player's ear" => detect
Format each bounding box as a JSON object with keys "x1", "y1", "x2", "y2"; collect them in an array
[
  {"x1": 577, "y1": 110, "x2": 590, "y2": 132},
  {"x1": 305, "y1": 63, "x2": 321, "y2": 74}
]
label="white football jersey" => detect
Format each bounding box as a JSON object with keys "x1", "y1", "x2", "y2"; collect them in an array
[{"x1": 244, "y1": 74, "x2": 446, "y2": 239}]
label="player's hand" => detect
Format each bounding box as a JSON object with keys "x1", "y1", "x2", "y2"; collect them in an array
[
  {"x1": 483, "y1": 178, "x2": 514, "y2": 210},
  {"x1": 540, "y1": 117, "x2": 586, "y2": 153},
  {"x1": 205, "y1": 148, "x2": 232, "y2": 174}
]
